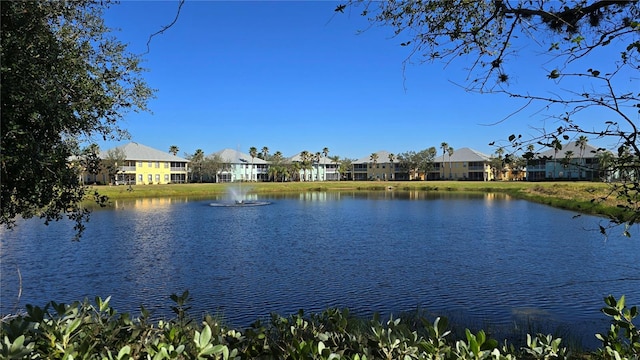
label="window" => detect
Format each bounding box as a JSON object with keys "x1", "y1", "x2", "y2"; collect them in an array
[
  {"x1": 148, "y1": 174, "x2": 153, "y2": 183},
  {"x1": 138, "y1": 174, "x2": 143, "y2": 183},
  {"x1": 148, "y1": 162, "x2": 152, "y2": 167},
  {"x1": 155, "y1": 174, "x2": 160, "y2": 183},
  {"x1": 164, "y1": 174, "x2": 169, "y2": 182},
  {"x1": 137, "y1": 161, "x2": 142, "y2": 167},
  {"x1": 155, "y1": 161, "x2": 159, "y2": 168},
  {"x1": 164, "y1": 162, "x2": 169, "y2": 168}
]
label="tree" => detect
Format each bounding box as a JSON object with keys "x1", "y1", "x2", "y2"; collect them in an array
[
  {"x1": 397, "y1": 151, "x2": 419, "y2": 180},
  {"x1": 300, "y1": 150, "x2": 311, "y2": 181},
  {"x1": 329, "y1": 155, "x2": 341, "y2": 181},
  {"x1": 80, "y1": 144, "x2": 102, "y2": 185},
  {"x1": 576, "y1": 136, "x2": 589, "y2": 179},
  {"x1": 416, "y1": 147, "x2": 437, "y2": 179},
  {"x1": 1, "y1": 1, "x2": 153, "y2": 236},
  {"x1": 369, "y1": 153, "x2": 379, "y2": 180},
  {"x1": 261, "y1": 146, "x2": 269, "y2": 160},
  {"x1": 104, "y1": 148, "x2": 126, "y2": 185},
  {"x1": 289, "y1": 160, "x2": 302, "y2": 182},
  {"x1": 596, "y1": 150, "x2": 616, "y2": 181},
  {"x1": 169, "y1": 145, "x2": 179, "y2": 156},
  {"x1": 343, "y1": 1, "x2": 639, "y2": 233},
  {"x1": 388, "y1": 153, "x2": 395, "y2": 180},
  {"x1": 249, "y1": 147, "x2": 257, "y2": 182},
  {"x1": 492, "y1": 147, "x2": 506, "y2": 180},
  {"x1": 187, "y1": 149, "x2": 205, "y2": 183},
  {"x1": 447, "y1": 146, "x2": 454, "y2": 179},
  {"x1": 322, "y1": 147, "x2": 330, "y2": 181},
  {"x1": 551, "y1": 139, "x2": 563, "y2": 180},
  {"x1": 338, "y1": 158, "x2": 354, "y2": 181},
  {"x1": 315, "y1": 151, "x2": 322, "y2": 181},
  {"x1": 510, "y1": 155, "x2": 527, "y2": 181},
  {"x1": 563, "y1": 150, "x2": 575, "y2": 178},
  {"x1": 203, "y1": 153, "x2": 228, "y2": 183},
  {"x1": 440, "y1": 142, "x2": 449, "y2": 179},
  {"x1": 398, "y1": 148, "x2": 436, "y2": 180},
  {"x1": 269, "y1": 151, "x2": 284, "y2": 182}
]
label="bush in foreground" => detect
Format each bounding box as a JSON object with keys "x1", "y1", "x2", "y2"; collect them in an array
[{"x1": 1, "y1": 292, "x2": 638, "y2": 359}]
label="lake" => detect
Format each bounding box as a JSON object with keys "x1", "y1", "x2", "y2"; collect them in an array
[{"x1": 1, "y1": 191, "x2": 639, "y2": 349}]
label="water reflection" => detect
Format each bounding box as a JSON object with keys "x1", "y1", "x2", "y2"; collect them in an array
[
  {"x1": 1, "y1": 191, "x2": 638, "y2": 350},
  {"x1": 109, "y1": 197, "x2": 190, "y2": 210}
]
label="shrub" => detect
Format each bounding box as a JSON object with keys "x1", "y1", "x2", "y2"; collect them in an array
[{"x1": 1, "y1": 294, "x2": 637, "y2": 359}]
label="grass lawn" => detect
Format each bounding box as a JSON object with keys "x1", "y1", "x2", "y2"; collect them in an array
[{"x1": 87, "y1": 181, "x2": 628, "y2": 220}]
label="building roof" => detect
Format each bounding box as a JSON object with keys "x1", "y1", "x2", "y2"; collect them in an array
[
  {"x1": 354, "y1": 150, "x2": 398, "y2": 164},
  {"x1": 101, "y1": 142, "x2": 189, "y2": 162},
  {"x1": 214, "y1": 148, "x2": 269, "y2": 164},
  {"x1": 288, "y1": 152, "x2": 335, "y2": 164},
  {"x1": 440, "y1": 147, "x2": 492, "y2": 163},
  {"x1": 537, "y1": 142, "x2": 601, "y2": 159}
]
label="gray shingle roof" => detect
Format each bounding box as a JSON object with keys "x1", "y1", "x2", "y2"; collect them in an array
[
  {"x1": 439, "y1": 147, "x2": 491, "y2": 163},
  {"x1": 354, "y1": 150, "x2": 397, "y2": 164},
  {"x1": 537, "y1": 142, "x2": 600, "y2": 158},
  {"x1": 101, "y1": 142, "x2": 189, "y2": 162},
  {"x1": 289, "y1": 152, "x2": 335, "y2": 164},
  {"x1": 213, "y1": 148, "x2": 268, "y2": 164}
]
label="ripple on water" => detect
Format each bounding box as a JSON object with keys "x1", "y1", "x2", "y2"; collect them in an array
[{"x1": 1, "y1": 195, "x2": 638, "y2": 350}]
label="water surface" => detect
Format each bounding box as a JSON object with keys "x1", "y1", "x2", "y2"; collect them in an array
[{"x1": 1, "y1": 191, "x2": 638, "y2": 349}]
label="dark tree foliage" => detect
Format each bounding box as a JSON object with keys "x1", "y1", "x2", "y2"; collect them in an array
[
  {"x1": 343, "y1": 0, "x2": 639, "y2": 235},
  {"x1": 1, "y1": 1, "x2": 153, "y2": 237}
]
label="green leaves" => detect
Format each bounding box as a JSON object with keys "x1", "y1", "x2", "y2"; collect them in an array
[
  {"x1": 1, "y1": 334, "x2": 34, "y2": 359},
  {"x1": 1, "y1": 1, "x2": 153, "y2": 237},
  {"x1": 597, "y1": 295, "x2": 640, "y2": 359},
  {"x1": 2, "y1": 296, "x2": 639, "y2": 359}
]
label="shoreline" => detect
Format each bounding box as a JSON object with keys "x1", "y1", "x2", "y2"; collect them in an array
[{"x1": 86, "y1": 181, "x2": 628, "y2": 221}]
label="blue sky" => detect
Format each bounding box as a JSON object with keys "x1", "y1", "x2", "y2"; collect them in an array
[{"x1": 98, "y1": 1, "x2": 632, "y2": 159}]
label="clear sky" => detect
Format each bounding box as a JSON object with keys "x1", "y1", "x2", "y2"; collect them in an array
[{"x1": 98, "y1": 1, "x2": 631, "y2": 159}]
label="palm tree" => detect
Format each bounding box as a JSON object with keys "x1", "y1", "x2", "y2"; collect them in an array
[
  {"x1": 495, "y1": 147, "x2": 505, "y2": 180},
  {"x1": 563, "y1": 150, "x2": 574, "y2": 178},
  {"x1": 192, "y1": 149, "x2": 205, "y2": 182},
  {"x1": 169, "y1": 145, "x2": 179, "y2": 156},
  {"x1": 551, "y1": 139, "x2": 562, "y2": 180},
  {"x1": 249, "y1": 147, "x2": 257, "y2": 182},
  {"x1": 370, "y1": 153, "x2": 379, "y2": 180},
  {"x1": 447, "y1": 146, "x2": 454, "y2": 179},
  {"x1": 440, "y1": 142, "x2": 448, "y2": 179},
  {"x1": 596, "y1": 150, "x2": 615, "y2": 181},
  {"x1": 315, "y1": 152, "x2": 322, "y2": 181},
  {"x1": 271, "y1": 151, "x2": 283, "y2": 182},
  {"x1": 322, "y1": 147, "x2": 329, "y2": 181},
  {"x1": 575, "y1": 136, "x2": 588, "y2": 179},
  {"x1": 329, "y1": 155, "x2": 340, "y2": 181},
  {"x1": 300, "y1": 150, "x2": 310, "y2": 181},
  {"x1": 261, "y1": 146, "x2": 269, "y2": 160},
  {"x1": 388, "y1": 153, "x2": 395, "y2": 181},
  {"x1": 523, "y1": 144, "x2": 536, "y2": 180}
]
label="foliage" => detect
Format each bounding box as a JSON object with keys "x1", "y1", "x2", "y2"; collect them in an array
[
  {"x1": 342, "y1": 0, "x2": 639, "y2": 235},
  {"x1": 1, "y1": 1, "x2": 153, "y2": 236},
  {"x1": 104, "y1": 148, "x2": 127, "y2": 185},
  {"x1": 186, "y1": 151, "x2": 229, "y2": 183},
  {"x1": 80, "y1": 144, "x2": 103, "y2": 184},
  {"x1": 595, "y1": 295, "x2": 640, "y2": 359},
  {"x1": 4, "y1": 294, "x2": 636, "y2": 359},
  {"x1": 397, "y1": 147, "x2": 438, "y2": 180}
]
